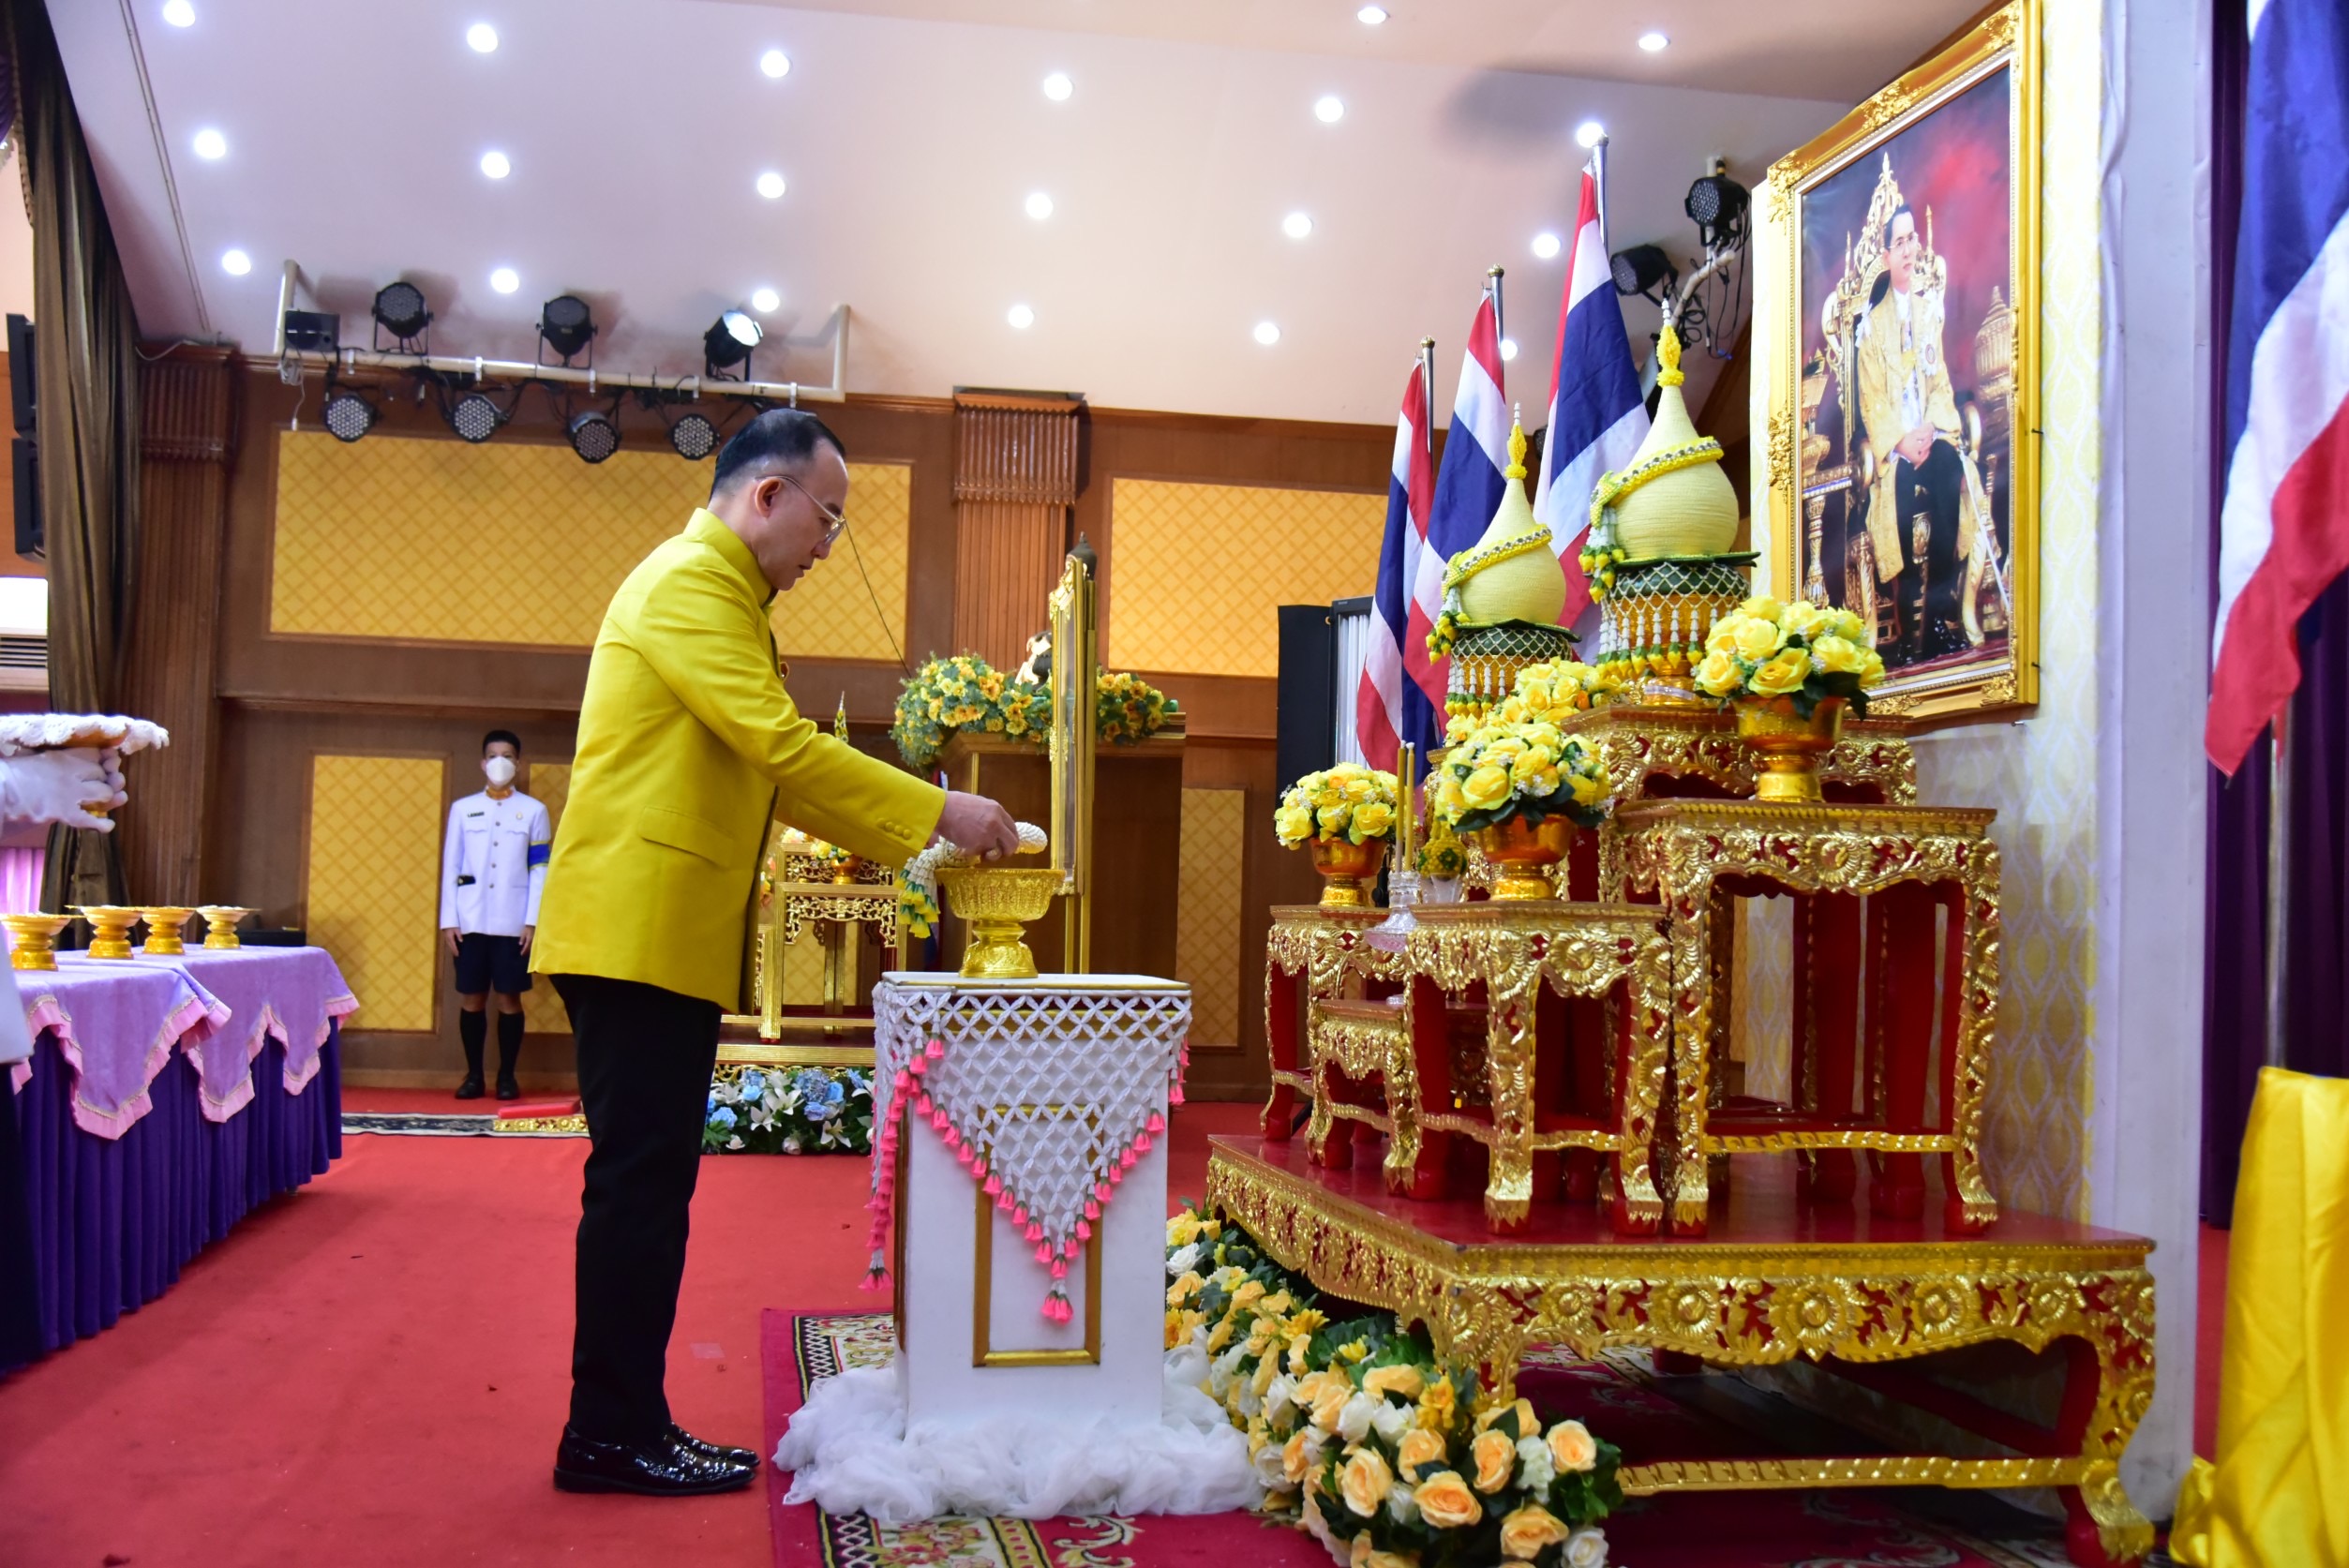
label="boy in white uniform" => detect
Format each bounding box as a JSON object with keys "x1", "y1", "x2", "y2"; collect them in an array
[{"x1": 439, "y1": 730, "x2": 553, "y2": 1100}]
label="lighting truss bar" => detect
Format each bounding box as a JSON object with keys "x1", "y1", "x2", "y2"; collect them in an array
[{"x1": 270, "y1": 261, "x2": 848, "y2": 404}]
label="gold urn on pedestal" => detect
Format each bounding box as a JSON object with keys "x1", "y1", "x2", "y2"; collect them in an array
[
  {"x1": 1471, "y1": 816, "x2": 1575, "y2": 901},
  {"x1": 196, "y1": 905, "x2": 255, "y2": 949},
  {"x1": 1736, "y1": 698, "x2": 1848, "y2": 803},
  {"x1": 2, "y1": 913, "x2": 74, "y2": 971},
  {"x1": 74, "y1": 906, "x2": 142, "y2": 961},
  {"x1": 141, "y1": 907, "x2": 198, "y2": 956},
  {"x1": 937, "y1": 867, "x2": 1063, "y2": 980},
  {"x1": 1308, "y1": 838, "x2": 1385, "y2": 909}
]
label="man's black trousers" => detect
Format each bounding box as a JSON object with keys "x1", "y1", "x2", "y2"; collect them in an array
[{"x1": 553, "y1": 972, "x2": 721, "y2": 1444}]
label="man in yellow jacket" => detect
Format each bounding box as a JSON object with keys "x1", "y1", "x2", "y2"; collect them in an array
[{"x1": 533, "y1": 409, "x2": 1014, "y2": 1497}]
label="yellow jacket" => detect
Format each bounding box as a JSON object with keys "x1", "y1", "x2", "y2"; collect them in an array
[{"x1": 531, "y1": 508, "x2": 944, "y2": 1008}]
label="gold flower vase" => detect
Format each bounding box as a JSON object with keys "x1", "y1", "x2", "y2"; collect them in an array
[
  {"x1": 74, "y1": 906, "x2": 143, "y2": 960},
  {"x1": 1308, "y1": 838, "x2": 1386, "y2": 909},
  {"x1": 141, "y1": 907, "x2": 198, "y2": 956},
  {"x1": 1737, "y1": 696, "x2": 1846, "y2": 803},
  {"x1": 936, "y1": 867, "x2": 1063, "y2": 980},
  {"x1": 1472, "y1": 815, "x2": 1575, "y2": 902},
  {"x1": 3, "y1": 913, "x2": 74, "y2": 971},
  {"x1": 197, "y1": 906, "x2": 255, "y2": 949},
  {"x1": 830, "y1": 855, "x2": 864, "y2": 887}
]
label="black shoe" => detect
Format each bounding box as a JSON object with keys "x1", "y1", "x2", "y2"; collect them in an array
[
  {"x1": 495, "y1": 1076, "x2": 521, "y2": 1101},
  {"x1": 455, "y1": 1075, "x2": 485, "y2": 1100},
  {"x1": 552, "y1": 1426, "x2": 756, "y2": 1497},
  {"x1": 668, "y1": 1424, "x2": 759, "y2": 1471}
]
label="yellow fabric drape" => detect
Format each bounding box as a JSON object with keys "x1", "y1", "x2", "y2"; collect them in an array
[{"x1": 2172, "y1": 1068, "x2": 2349, "y2": 1568}]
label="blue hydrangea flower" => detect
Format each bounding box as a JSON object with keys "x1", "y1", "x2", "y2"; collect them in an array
[
  {"x1": 738, "y1": 1068, "x2": 766, "y2": 1100},
  {"x1": 797, "y1": 1070, "x2": 846, "y2": 1122},
  {"x1": 708, "y1": 1105, "x2": 738, "y2": 1130},
  {"x1": 845, "y1": 1068, "x2": 870, "y2": 1097}
]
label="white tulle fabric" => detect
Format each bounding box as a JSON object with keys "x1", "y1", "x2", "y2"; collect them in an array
[
  {"x1": 776, "y1": 1345, "x2": 1260, "y2": 1522},
  {"x1": 869, "y1": 981, "x2": 1190, "y2": 1313}
]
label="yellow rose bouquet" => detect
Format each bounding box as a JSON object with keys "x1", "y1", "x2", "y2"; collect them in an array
[
  {"x1": 1690, "y1": 596, "x2": 1888, "y2": 718},
  {"x1": 1168, "y1": 1203, "x2": 1623, "y2": 1566},
  {"x1": 1429, "y1": 719, "x2": 1608, "y2": 837},
  {"x1": 1275, "y1": 763, "x2": 1402, "y2": 848}
]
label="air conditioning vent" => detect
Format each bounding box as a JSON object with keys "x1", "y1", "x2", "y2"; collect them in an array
[{"x1": 0, "y1": 632, "x2": 47, "y2": 692}]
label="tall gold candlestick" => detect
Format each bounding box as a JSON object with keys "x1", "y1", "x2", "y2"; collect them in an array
[{"x1": 1397, "y1": 742, "x2": 1417, "y2": 874}]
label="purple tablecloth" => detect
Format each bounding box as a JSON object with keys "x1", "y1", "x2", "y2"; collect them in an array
[
  {"x1": 7, "y1": 963, "x2": 229, "y2": 1139},
  {"x1": 69, "y1": 948, "x2": 356, "y2": 1121},
  {"x1": 2, "y1": 948, "x2": 354, "y2": 1370},
  {"x1": 6, "y1": 1026, "x2": 341, "y2": 1366}
]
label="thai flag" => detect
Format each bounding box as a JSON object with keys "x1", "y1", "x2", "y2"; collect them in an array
[
  {"x1": 1533, "y1": 157, "x2": 1651, "y2": 626},
  {"x1": 1426, "y1": 291, "x2": 1512, "y2": 565},
  {"x1": 2207, "y1": 0, "x2": 2349, "y2": 772},
  {"x1": 1357, "y1": 360, "x2": 1441, "y2": 772}
]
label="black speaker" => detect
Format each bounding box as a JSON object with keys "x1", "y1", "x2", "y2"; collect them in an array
[
  {"x1": 1276, "y1": 604, "x2": 1339, "y2": 794},
  {"x1": 7, "y1": 314, "x2": 34, "y2": 436},
  {"x1": 11, "y1": 441, "x2": 37, "y2": 559}
]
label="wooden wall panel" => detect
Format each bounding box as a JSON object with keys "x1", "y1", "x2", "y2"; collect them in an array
[{"x1": 950, "y1": 393, "x2": 1080, "y2": 669}]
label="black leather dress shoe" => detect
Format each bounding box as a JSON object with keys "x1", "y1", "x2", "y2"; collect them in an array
[
  {"x1": 495, "y1": 1076, "x2": 521, "y2": 1101},
  {"x1": 552, "y1": 1426, "x2": 756, "y2": 1496},
  {"x1": 455, "y1": 1075, "x2": 485, "y2": 1100},
  {"x1": 668, "y1": 1424, "x2": 759, "y2": 1471}
]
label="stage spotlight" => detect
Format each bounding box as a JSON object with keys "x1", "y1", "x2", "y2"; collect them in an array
[
  {"x1": 322, "y1": 390, "x2": 376, "y2": 442},
  {"x1": 1685, "y1": 170, "x2": 1751, "y2": 247},
  {"x1": 1609, "y1": 243, "x2": 1676, "y2": 303},
  {"x1": 450, "y1": 391, "x2": 501, "y2": 444},
  {"x1": 539, "y1": 294, "x2": 596, "y2": 365},
  {"x1": 567, "y1": 410, "x2": 620, "y2": 464},
  {"x1": 703, "y1": 309, "x2": 762, "y2": 378},
  {"x1": 670, "y1": 411, "x2": 720, "y2": 460},
  {"x1": 372, "y1": 280, "x2": 431, "y2": 351}
]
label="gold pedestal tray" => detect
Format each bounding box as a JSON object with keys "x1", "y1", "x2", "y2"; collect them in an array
[
  {"x1": 3, "y1": 913, "x2": 74, "y2": 971},
  {"x1": 936, "y1": 867, "x2": 1062, "y2": 980},
  {"x1": 196, "y1": 906, "x2": 254, "y2": 950},
  {"x1": 74, "y1": 906, "x2": 142, "y2": 961},
  {"x1": 141, "y1": 906, "x2": 197, "y2": 956}
]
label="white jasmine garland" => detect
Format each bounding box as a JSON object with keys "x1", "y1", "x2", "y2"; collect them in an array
[
  {"x1": 1335, "y1": 1392, "x2": 1379, "y2": 1445},
  {"x1": 1516, "y1": 1433, "x2": 1556, "y2": 1489},
  {"x1": 1565, "y1": 1525, "x2": 1609, "y2": 1567}
]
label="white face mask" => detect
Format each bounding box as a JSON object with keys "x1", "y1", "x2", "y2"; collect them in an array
[{"x1": 484, "y1": 755, "x2": 517, "y2": 787}]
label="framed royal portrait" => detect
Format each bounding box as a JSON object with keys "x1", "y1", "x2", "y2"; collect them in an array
[{"x1": 1758, "y1": 0, "x2": 2040, "y2": 720}]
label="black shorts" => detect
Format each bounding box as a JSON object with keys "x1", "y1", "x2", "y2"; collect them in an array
[{"x1": 454, "y1": 933, "x2": 533, "y2": 996}]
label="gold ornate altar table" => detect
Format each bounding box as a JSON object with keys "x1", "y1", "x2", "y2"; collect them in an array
[
  {"x1": 750, "y1": 842, "x2": 903, "y2": 1040},
  {"x1": 1309, "y1": 902, "x2": 1672, "y2": 1236},
  {"x1": 1260, "y1": 905, "x2": 1399, "y2": 1141},
  {"x1": 1610, "y1": 799, "x2": 2001, "y2": 1236},
  {"x1": 1206, "y1": 1133, "x2": 2156, "y2": 1567}
]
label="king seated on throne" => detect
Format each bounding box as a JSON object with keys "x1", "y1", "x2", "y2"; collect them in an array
[{"x1": 1832, "y1": 157, "x2": 2003, "y2": 667}]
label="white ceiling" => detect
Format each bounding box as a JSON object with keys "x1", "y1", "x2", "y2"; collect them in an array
[{"x1": 48, "y1": 0, "x2": 1974, "y2": 426}]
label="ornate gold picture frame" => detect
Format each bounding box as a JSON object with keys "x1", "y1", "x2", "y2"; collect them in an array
[{"x1": 1758, "y1": 0, "x2": 2040, "y2": 721}]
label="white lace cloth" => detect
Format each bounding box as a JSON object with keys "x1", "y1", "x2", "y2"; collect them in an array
[
  {"x1": 777, "y1": 1344, "x2": 1257, "y2": 1521},
  {"x1": 866, "y1": 977, "x2": 1190, "y2": 1319}
]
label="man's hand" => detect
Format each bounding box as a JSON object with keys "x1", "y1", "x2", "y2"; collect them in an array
[
  {"x1": 934, "y1": 791, "x2": 1018, "y2": 862},
  {"x1": 442, "y1": 927, "x2": 461, "y2": 957},
  {"x1": 519, "y1": 924, "x2": 535, "y2": 956},
  {"x1": 1898, "y1": 425, "x2": 1937, "y2": 468}
]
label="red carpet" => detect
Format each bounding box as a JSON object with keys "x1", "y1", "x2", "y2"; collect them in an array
[{"x1": 763, "y1": 1311, "x2": 2041, "y2": 1567}]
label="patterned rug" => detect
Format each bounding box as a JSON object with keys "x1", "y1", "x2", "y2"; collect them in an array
[{"x1": 763, "y1": 1311, "x2": 2083, "y2": 1568}]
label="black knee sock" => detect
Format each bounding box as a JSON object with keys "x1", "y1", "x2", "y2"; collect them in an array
[
  {"x1": 497, "y1": 1010, "x2": 524, "y2": 1082},
  {"x1": 458, "y1": 1009, "x2": 487, "y2": 1078}
]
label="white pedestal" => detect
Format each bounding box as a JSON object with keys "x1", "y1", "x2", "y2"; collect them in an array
[{"x1": 895, "y1": 1087, "x2": 1169, "y2": 1428}]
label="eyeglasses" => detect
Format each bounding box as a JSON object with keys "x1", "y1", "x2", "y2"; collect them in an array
[{"x1": 779, "y1": 472, "x2": 848, "y2": 548}]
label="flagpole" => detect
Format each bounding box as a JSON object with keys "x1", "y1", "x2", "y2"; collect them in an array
[
  {"x1": 1593, "y1": 133, "x2": 1612, "y2": 256},
  {"x1": 1488, "y1": 266, "x2": 1506, "y2": 356},
  {"x1": 1419, "y1": 338, "x2": 1436, "y2": 456}
]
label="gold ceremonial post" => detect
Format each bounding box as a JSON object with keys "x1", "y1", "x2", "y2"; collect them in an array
[{"x1": 1396, "y1": 742, "x2": 1417, "y2": 878}]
